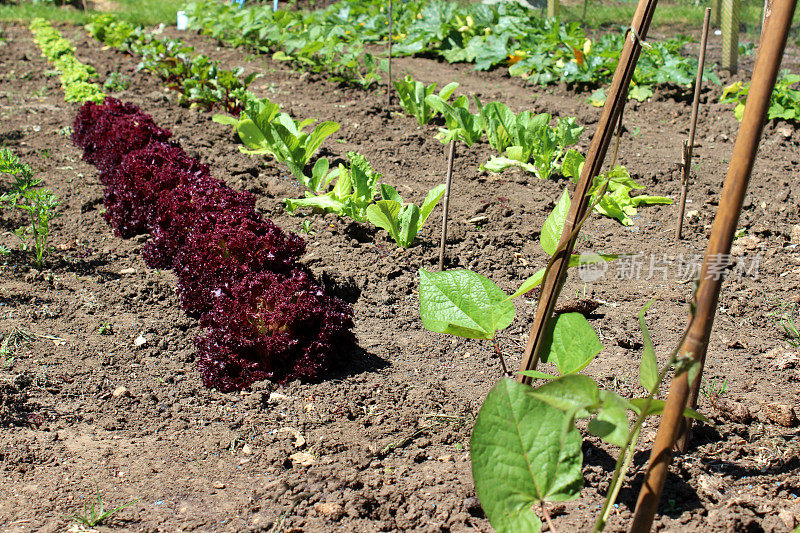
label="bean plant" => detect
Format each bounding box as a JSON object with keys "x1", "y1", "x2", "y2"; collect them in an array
[{"x1": 418, "y1": 183, "x2": 704, "y2": 531}]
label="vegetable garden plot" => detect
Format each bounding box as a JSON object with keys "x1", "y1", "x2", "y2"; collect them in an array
[{"x1": 1, "y1": 10, "x2": 800, "y2": 532}]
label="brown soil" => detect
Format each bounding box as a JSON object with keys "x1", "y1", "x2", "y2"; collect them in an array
[{"x1": 1, "y1": 20, "x2": 800, "y2": 533}]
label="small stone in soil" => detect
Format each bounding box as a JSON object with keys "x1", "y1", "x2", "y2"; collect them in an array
[{"x1": 762, "y1": 402, "x2": 798, "y2": 427}]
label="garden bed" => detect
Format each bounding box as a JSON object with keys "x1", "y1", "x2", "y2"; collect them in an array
[{"x1": 1, "y1": 19, "x2": 799, "y2": 532}]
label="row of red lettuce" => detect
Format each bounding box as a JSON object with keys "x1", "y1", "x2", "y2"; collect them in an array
[{"x1": 73, "y1": 98, "x2": 355, "y2": 392}]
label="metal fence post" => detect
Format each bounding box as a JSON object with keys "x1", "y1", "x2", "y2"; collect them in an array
[
  {"x1": 711, "y1": 0, "x2": 722, "y2": 25},
  {"x1": 722, "y1": 0, "x2": 740, "y2": 73},
  {"x1": 547, "y1": 0, "x2": 559, "y2": 18}
]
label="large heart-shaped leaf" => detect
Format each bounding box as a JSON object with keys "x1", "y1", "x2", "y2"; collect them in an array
[
  {"x1": 418, "y1": 269, "x2": 514, "y2": 340},
  {"x1": 540, "y1": 312, "x2": 603, "y2": 375},
  {"x1": 471, "y1": 378, "x2": 583, "y2": 533}
]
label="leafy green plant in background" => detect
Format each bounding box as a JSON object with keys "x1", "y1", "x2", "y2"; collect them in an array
[
  {"x1": 213, "y1": 96, "x2": 340, "y2": 182},
  {"x1": 365, "y1": 183, "x2": 446, "y2": 248},
  {"x1": 0, "y1": 148, "x2": 60, "y2": 268},
  {"x1": 86, "y1": 14, "x2": 257, "y2": 113},
  {"x1": 182, "y1": 0, "x2": 725, "y2": 108},
  {"x1": 476, "y1": 98, "x2": 584, "y2": 179},
  {"x1": 285, "y1": 151, "x2": 380, "y2": 221},
  {"x1": 103, "y1": 72, "x2": 132, "y2": 92},
  {"x1": 721, "y1": 70, "x2": 800, "y2": 122},
  {"x1": 424, "y1": 93, "x2": 483, "y2": 145},
  {"x1": 393, "y1": 75, "x2": 459, "y2": 125}
]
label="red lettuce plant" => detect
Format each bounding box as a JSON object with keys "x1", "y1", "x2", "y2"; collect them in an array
[
  {"x1": 142, "y1": 180, "x2": 259, "y2": 269},
  {"x1": 73, "y1": 97, "x2": 172, "y2": 176},
  {"x1": 103, "y1": 140, "x2": 211, "y2": 238},
  {"x1": 196, "y1": 269, "x2": 355, "y2": 391},
  {"x1": 73, "y1": 97, "x2": 354, "y2": 391},
  {"x1": 174, "y1": 215, "x2": 306, "y2": 316}
]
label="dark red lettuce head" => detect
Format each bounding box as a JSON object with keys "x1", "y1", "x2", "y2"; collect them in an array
[
  {"x1": 72, "y1": 97, "x2": 172, "y2": 175},
  {"x1": 174, "y1": 215, "x2": 305, "y2": 316},
  {"x1": 142, "y1": 181, "x2": 259, "y2": 270},
  {"x1": 103, "y1": 141, "x2": 211, "y2": 238},
  {"x1": 195, "y1": 269, "x2": 355, "y2": 391}
]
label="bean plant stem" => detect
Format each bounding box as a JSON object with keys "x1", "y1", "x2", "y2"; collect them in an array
[
  {"x1": 438, "y1": 141, "x2": 456, "y2": 271},
  {"x1": 591, "y1": 318, "x2": 693, "y2": 532},
  {"x1": 492, "y1": 338, "x2": 510, "y2": 377},
  {"x1": 541, "y1": 502, "x2": 559, "y2": 533},
  {"x1": 676, "y1": 8, "x2": 711, "y2": 241}
]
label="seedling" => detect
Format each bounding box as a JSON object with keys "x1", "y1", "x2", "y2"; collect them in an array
[
  {"x1": 393, "y1": 75, "x2": 459, "y2": 125},
  {"x1": 766, "y1": 301, "x2": 800, "y2": 347},
  {"x1": 98, "y1": 321, "x2": 113, "y2": 335},
  {"x1": 0, "y1": 148, "x2": 61, "y2": 268},
  {"x1": 69, "y1": 482, "x2": 140, "y2": 527},
  {"x1": 103, "y1": 71, "x2": 132, "y2": 91},
  {"x1": 1, "y1": 327, "x2": 32, "y2": 369},
  {"x1": 366, "y1": 183, "x2": 446, "y2": 248},
  {"x1": 700, "y1": 378, "x2": 728, "y2": 399},
  {"x1": 298, "y1": 219, "x2": 315, "y2": 235}
]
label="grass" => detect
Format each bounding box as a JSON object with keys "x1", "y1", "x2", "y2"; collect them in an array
[{"x1": 0, "y1": 0, "x2": 186, "y2": 26}]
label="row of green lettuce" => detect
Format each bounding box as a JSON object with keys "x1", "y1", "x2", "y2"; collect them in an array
[
  {"x1": 182, "y1": 0, "x2": 720, "y2": 101},
  {"x1": 30, "y1": 18, "x2": 105, "y2": 103}
]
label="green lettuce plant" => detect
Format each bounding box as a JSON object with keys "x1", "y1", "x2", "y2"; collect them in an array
[
  {"x1": 365, "y1": 183, "x2": 446, "y2": 248},
  {"x1": 285, "y1": 151, "x2": 380, "y2": 221},
  {"x1": 560, "y1": 153, "x2": 673, "y2": 226},
  {"x1": 477, "y1": 99, "x2": 583, "y2": 180},
  {"x1": 213, "y1": 96, "x2": 340, "y2": 182},
  {"x1": 393, "y1": 75, "x2": 459, "y2": 125},
  {"x1": 424, "y1": 94, "x2": 483, "y2": 145}
]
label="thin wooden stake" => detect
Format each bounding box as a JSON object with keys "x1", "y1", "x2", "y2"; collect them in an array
[
  {"x1": 387, "y1": 0, "x2": 393, "y2": 107},
  {"x1": 438, "y1": 141, "x2": 456, "y2": 271},
  {"x1": 518, "y1": 0, "x2": 661, "y2": 382},
  {"x1": 676, "y1": 8, "x2": 711, "y2": 241},
  {"x1": 631, "y1": 1, "x2": 797, "y2": 530}
]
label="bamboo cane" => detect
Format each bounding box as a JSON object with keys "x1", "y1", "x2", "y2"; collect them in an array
[
  {"x1": 387, "y1": 0, "x2": 393, "y2": 107},
  {"x1": 518, "y1": 0, "x2": 661, "y2": 382},
  {"x1": 630, "y1": 1, "x2": 797, "y2": 530},
  {"x1": 438, "y1": 141, "x2": 457, "y2": 271},
  {"x1": 676, "y1": 8, "x2": 711, "y2": 241}
]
